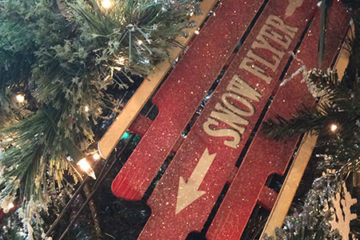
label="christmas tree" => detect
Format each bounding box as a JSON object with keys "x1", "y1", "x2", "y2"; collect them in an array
[
  {"x1": 1, "y1": 0, "x2": 360, "y2": 239},
  {"x1": 0, "y1": 0, "x2": 198, "y2": 238}
]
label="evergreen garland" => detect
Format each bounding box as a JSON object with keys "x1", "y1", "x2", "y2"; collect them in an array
[{"x1": 0, "y1": 0, "x2": 197, "y2": 222}]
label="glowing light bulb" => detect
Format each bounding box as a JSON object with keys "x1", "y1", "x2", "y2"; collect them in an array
[
  {"x1": 136, "y1": 40, "x2": 144, "y2": 45},
  {"x1": 77, "y1": 158, "x2": 96, "y2": 179},
  {"x1": 15, "y1": 93, "x2": 25, "y2": 103},
  {"x1": 92, "y1": 153, "x2": 101, "y2": 161},
  {"x1": 117, "y1": 57, "x2": 125, "y2": 65},
  {"x1": 84, "y1": 105, "x2": 90, "y2": 112},
  {"x1": 7, "y1": 202, "x2": 14, "y2": 210},
  {"x1": 101, "y1": 0, "x2": 113, "y2": 9},
  {"x1": 1, "y1": 199, "x2": 15, "y2": 213},
  {"x1": 330, "y1": 123, "x2": 338, "y2": 132}
]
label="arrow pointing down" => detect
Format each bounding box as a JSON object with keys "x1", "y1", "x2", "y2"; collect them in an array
[{"x1": 176, "y1": 148, "x2": 216, "y2": 214}]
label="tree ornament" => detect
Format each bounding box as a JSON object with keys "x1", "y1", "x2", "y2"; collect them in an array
[{"x1": 329, "y1": 183, "x2": 357, "y2": 240}]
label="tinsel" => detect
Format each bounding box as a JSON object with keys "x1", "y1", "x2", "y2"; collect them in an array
[
  {"x1": 0, "y1": 0, "x2": 197, "y2": 237},
  {"x1": 263, "y1": 171, "x2": 351, "y2": 240}
]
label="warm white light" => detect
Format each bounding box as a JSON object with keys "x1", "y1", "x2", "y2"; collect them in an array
[
  {"x1": 7, "y1": 202, "x2": 14, "y2": 210},
  {"x1": 101, "y1": 0, "x2": 113, "y2": 9},
  {"x1": 92, "y1": 153, "x2": 101, "y2": 161},
  {"x1": 2, "y1": 201, "x2": 15, "y2": 213},
  {"x1": 15, "y1": 93, "x2": 25, "y2": 103},
  {"x1": 84, "y1": 105, "x2": 90, "y2": 112},
  {"x1": 77, "y1": 158, "x2": 96, "y2": 179},
  {"x1": 136, "y1": 40, "x2": 144, "y2": 45},
  {"x1": 330, "y1": 123, "x2": 338, "y2": 132},
  {"x1": 78, "y1": 158, "x2": 91, "y2": 172},
  {"x1": 116, "y1": 57, "x2": 125, "y2": 65}
]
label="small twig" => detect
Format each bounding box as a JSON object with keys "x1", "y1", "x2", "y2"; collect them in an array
[
  {"x1": 83, "y1": 183, "x2": 102, "y2": 239},
  {"x1": 93, "y1": 156, "x2": 113, "y2": 190},
  {"x1": 58, "y1": 135, "x2": 134, "y2": 240},
  {"x1": 104, "y1": 232, "x2": 116, "y2": 239},
  {"x1": 46, "y1": 146, "x2": 119, "y2": 237},
  {"x1": 45, "y1": 177, "x2": 89, "y2": 237}
]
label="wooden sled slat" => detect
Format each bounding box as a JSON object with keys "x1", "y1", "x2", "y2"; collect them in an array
[
  {"x1": 206, "y1": 2, "x2": 350, "y2": 239},
  {"x1": 111, "y1": 0, "x2": 266, "y2": 200},
  {"x1": 98, "y1": 0, "x2": 218, "y2": 159},
  {"x1": 260, "y1": 23, "x2": 352, "y2": 239},
  {"x1": 259, "y1": 133, "x2": 318, "y2": 239},
  {"x1": 137, "y1": 0, "x2": 319, "y2": 239}
]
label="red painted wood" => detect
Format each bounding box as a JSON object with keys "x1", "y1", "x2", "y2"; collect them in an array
[
  {"x1": 207, "y1": 2, "x2": 349, "y2": 239},
  {"x1": 128, "y1": 115, "x2": 153, "y2": 137},
  {"x1": 111, "y1": 0, "x2": 266, "y2": 200},
  {"x1": 138, "y1": 1, "x2": 319, "y2": 239},
  {"x1": 171, "y1": 136, "x2": 185, "y2": 154},
  {"x1": 258, "y1": 186, "x2": 278, "y2": 211}
]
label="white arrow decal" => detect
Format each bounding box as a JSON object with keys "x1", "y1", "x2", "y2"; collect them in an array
[
  {"x1": 176, "y1": 148, "x2": 216, "y2": 214},
  {"x1": 285, "y1": 0, "x2": 304, "y2": 17}
]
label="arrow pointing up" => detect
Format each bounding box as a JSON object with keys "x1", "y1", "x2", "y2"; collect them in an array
[{"x1": 176, "y1": 148, "x2": 216, "y2": 214}]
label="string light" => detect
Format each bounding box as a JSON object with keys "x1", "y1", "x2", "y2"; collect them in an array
[
  {"x1": 116, "y1": 57, "x2": 126, "y2": 65},
  {"x1": 84, "y1": 105, "x2": 90, "y2": 112},
  {"x1": 330, "y1": 123, "x2": 338, "y2": 133},
  {"x1": 100, "y1": 0, "x2": 113, "y2": 10},
  {"x1": 77, "y1": 158, "x2": 96, "y2": 179},
  {"x1": 15, "y1": 93, "x2": 25, "y2": 103},
  {"x1": 1, "y1": 198, "x2": 15, "y2": 213},
  {"x1": 136, "y1": 40, "x2": 144, "y2": 45},
  {"x1": 92, "y1": 153, "x2": 101, "y2": 161},
  {"x1": 7, "y1": 202, "x2": 14, "y2": 210}
]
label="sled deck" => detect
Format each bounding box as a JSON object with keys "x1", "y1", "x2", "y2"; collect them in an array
[{"x1": 99, "y1": 0, "x2": 350, "y2": 239}]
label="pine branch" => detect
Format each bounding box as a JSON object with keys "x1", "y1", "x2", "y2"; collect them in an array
[
  {"x1": 262, "y1": 67, "x2": 360, "y2": 163},
  {"x1": 0, "y1": 0, "x2": 197, "y2": 237}
]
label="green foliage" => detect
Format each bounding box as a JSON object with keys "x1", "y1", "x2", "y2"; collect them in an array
[
  {"x1": 262, "y1": 67, "x2": 360, "y2": 168},
  {"x1": 262, "y1": 2, "x2": 360, "y2": 239},
  {"x1": 262, "y1": 62, "x2": 360, "y2": 240},
  {"x1": 0, "y1": 0, "x2": 196, "y2": 223}
]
